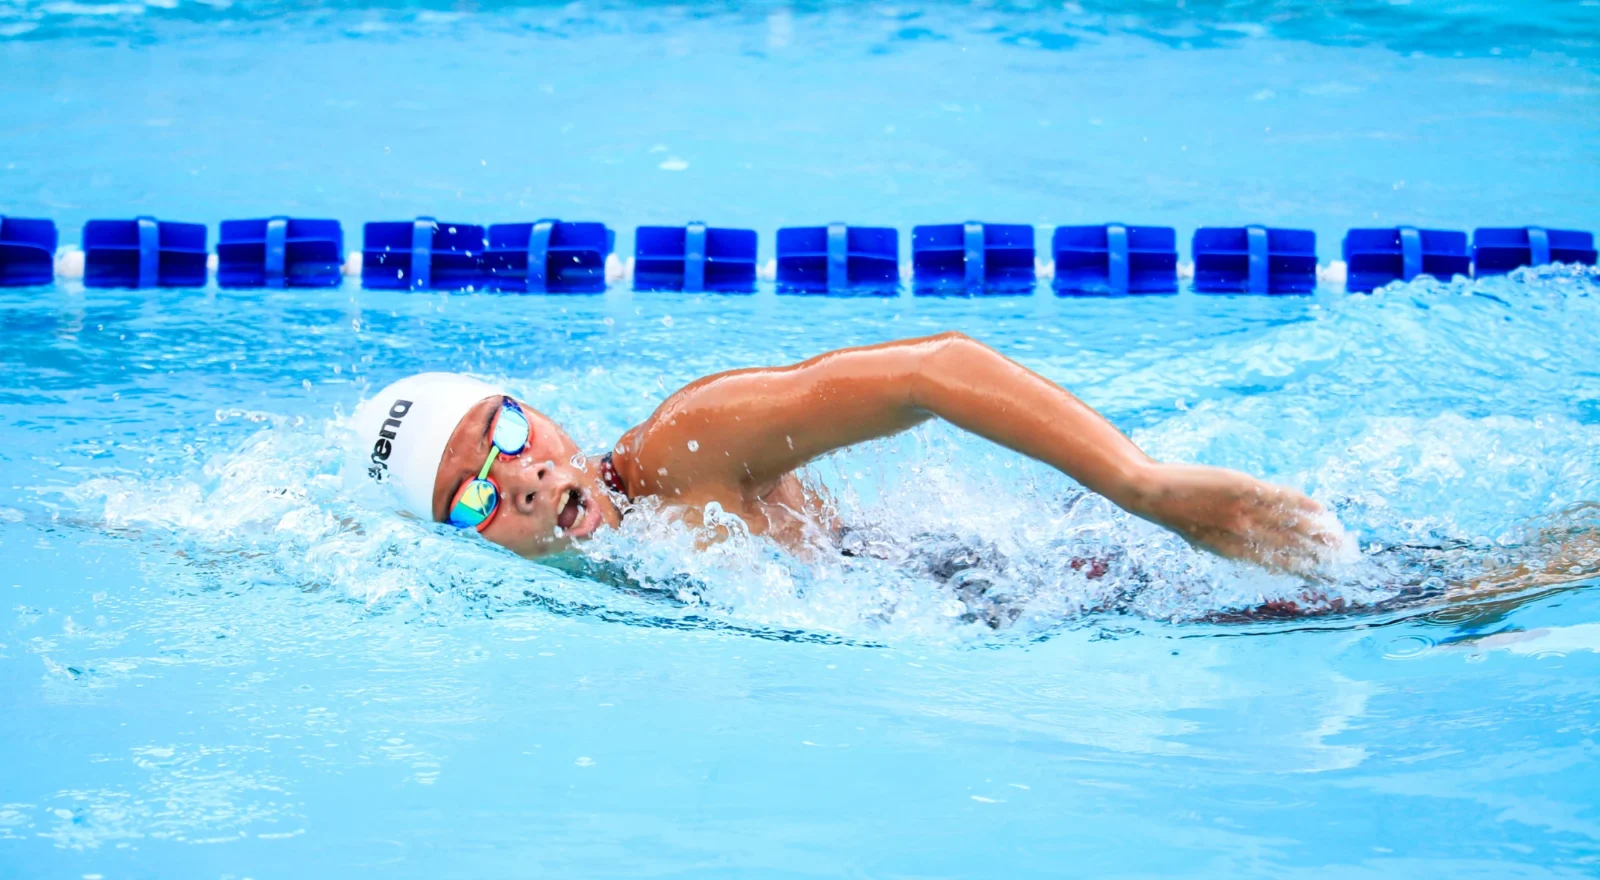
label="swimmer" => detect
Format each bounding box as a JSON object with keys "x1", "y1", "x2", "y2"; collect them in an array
[{"x1": 353, "y1": 332, "x2": 1340, "y2": 575}]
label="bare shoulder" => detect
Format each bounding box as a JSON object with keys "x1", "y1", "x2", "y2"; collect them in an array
[
  {"x1": 607, "y1": 368, "x2": 766, "y2": 497},
  {"x1": 605, "y1": 333, "x2": 970, "y2": 499}
]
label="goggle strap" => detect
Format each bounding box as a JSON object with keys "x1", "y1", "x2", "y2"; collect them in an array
[{"x1": 477, "y1": 446, "x2": 500, "y2": 481}]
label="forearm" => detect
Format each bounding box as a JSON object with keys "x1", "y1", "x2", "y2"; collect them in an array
[
  {"x1": 910, "y1": 334, "x2": 1156, "y2": 509},
  {"x1": 910, "y1": 335, "x2": 1339, "y2": 575}
]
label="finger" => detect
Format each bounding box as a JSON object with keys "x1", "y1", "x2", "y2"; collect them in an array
[
  {"x1": 1268, "y1": 547, "x2": 1333, "y2": 583},
  {"x1": 1288, "y1": 534, "x2": 1345, "y2": 578},
  {"x1": 1263, "y1": 486, "x2": 1324, "y2": 516},
  {"x1": 1289, "y1": 516, "x2": 1343, "y2": 548},
  {"x1": 1292, "y1": 494, "x2": 1325, "y2": 515},
  {"x1": 1270, "y1": 514, "x2": 1335, "y2": 546},
  {"x1": 1253, "y1": 525, "x2": 1333, "y2": 570}
]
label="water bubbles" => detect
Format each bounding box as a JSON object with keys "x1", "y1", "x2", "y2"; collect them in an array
[{"x1": 687, "y1": 440, "x2": 699, "y2": 452}]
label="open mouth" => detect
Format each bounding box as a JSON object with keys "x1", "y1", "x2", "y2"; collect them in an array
[{"x1": 556, "y1": 488, "x2": 584, "y2": 532}]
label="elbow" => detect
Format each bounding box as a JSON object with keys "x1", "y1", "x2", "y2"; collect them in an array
[
  {"x1": 907, "y1": 331, "x2": 981, "y2": 411},
  {"x1": 925, "y1": 331, "x2": 986, "y2": 366},
  {"x1": 923, "y1": 331, "x2": 979, "y2": 362},
  {"x1": 928, "y1": 330, "x2": 974, "y2": 347}
]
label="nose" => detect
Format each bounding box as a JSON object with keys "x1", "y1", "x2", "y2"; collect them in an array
[{"x1": 501, "y1": 457, "x2": 577, "y2": 515}]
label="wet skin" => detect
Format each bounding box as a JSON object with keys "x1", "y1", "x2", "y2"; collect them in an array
[
  {"x1": 431, "y1": 395, "x2": 623, "y2": 558},
  {"x1": 432, "y1": 332, "x2": 1341, "y2": 574}
]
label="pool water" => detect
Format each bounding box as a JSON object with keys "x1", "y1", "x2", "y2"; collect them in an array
[{"x1": 4, "y1": 1, "x2": 1600, "y2": 877}]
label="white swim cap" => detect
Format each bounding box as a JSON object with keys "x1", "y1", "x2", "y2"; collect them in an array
[{"x1": 352, "y1": 372, "x2": 505, "y2": 520}]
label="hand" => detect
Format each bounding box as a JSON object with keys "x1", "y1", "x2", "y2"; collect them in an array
[{"x1": 1128, "y1": 463, "x2": 1344, "y2": 578}]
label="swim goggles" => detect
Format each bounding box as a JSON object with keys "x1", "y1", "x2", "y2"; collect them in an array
[{"x1": 447, "y1": 397, "x2": 531, "y2": 531}]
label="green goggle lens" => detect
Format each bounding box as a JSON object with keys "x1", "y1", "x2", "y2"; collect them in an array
[{"x1": 449, "y1": 478, "x2": 500, "y2": 529}]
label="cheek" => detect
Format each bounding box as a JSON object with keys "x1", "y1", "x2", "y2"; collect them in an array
[
  {"x1": 529, "y1": 426, "x2": 579, "y2": 463},
  {"x1": 481, "y1": 510, "x2": 567, "y2": 557},
  {"x1": 484, "y1": 515, "x2": 538, "y2": 547}
]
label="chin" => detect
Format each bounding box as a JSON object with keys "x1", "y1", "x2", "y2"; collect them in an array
[{"x1": 510, "y1": 539, "x2": 570, "y2": 559}]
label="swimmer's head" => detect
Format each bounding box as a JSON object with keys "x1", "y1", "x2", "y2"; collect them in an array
[{"x1": 353, "y1": 373, "x2": 622, "y2": 557}]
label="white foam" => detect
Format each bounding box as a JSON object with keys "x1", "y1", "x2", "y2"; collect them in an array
[{"x1": 54, "y1": 246, "x2": 84, "y2": 279}]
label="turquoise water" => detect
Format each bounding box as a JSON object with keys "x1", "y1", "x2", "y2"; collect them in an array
[{"x1": 4, "y1": 1, "x2": 1600, "y2": 877}]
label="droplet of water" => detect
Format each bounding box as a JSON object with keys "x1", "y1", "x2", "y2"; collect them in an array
[{"x1": 1383, "y1": 634, "x2": 1435, "y2": 660}]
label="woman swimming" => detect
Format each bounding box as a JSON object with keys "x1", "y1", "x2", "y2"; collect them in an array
[{"x1": 353, "y1": 332, "x2": 1340, "y2": 577}]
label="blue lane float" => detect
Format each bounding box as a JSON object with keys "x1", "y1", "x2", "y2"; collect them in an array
[
  {"x1": 776, "y1": 224, "x2": 899, "y2": 295},
  {"x1": 82, "y1": 217, "x2": 207, "y2": 288},
  {"x1": 1342, "y1": 227, "x2": 1470, "y2": 292},
  {"x1": 910, "y1": 222, "x2": 1034, "y2": 295},
  {"x1": 217, "y1": 217, "x2": 343, "y2": 288},
  {"x1": 1473, "y1": 227, "x2": 1597, "y2": 277},
  {"x1": 7, "y1": 214, "x2": 1597, "y2": 292},
  {"x1": 362, "y1": 218, "x2": 485, "y2": 291},
  {"x1": 484, "y1": 220, "x2": 614, "y2": 293},
  {"x1": 1052, "y1": 224, "x2": 1178, "y2": 295},
  {"x1": 634, "y1": 223, "x2": 758, "y2": 293},
  {"x1": 0, "y1": 216, "x2": 57, "y2": 287},
  {"x1": 1192, "y1": 225, "x2": 1317, "y2": 294}
]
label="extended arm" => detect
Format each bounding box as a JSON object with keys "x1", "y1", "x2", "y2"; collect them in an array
[{"x1": 617, "y1": 332, "x2": 1339, "y2": 573}]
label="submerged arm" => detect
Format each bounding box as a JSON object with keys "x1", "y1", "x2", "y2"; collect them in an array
[{"x1": 619, "y1": 332, "x2": 1338, "y2": 573}]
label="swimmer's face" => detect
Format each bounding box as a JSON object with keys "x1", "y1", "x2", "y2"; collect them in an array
[{"x1": 431, "y1": 395, "x2": 622, "y2": 558}]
